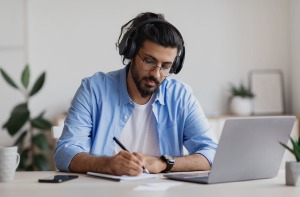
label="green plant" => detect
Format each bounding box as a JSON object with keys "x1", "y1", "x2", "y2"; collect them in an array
[
  {"x1": 230, "y1": 83, "x2": 254, "y2": 98},
  {"x1": 0, "y1": 65, "x2": 52, "y2": 171},
  {"x1": 279, "y1": 137, "x2": 300, "y2": 162}
]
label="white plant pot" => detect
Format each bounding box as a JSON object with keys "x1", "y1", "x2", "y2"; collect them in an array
[
  {"x1": 229, "y1": 97, "x2": 253, "y2": 116},
  {"x1": 286, "y1": 161, "x2": 300, "y2": 186}
]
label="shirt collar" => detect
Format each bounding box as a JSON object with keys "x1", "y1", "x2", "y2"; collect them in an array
[
  {"x1": 154, "y1": 79, "x2": 166, "y2": 105},
  {"x1": 118, "y1": 65, "x2": 131, "y2": 106}
]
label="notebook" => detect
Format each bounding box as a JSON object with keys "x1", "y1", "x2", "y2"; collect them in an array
[
  {"x1": 164, "y1": 116, "x2": 296, "y2": 184},
  {"x1": 87, "y1": 172, "x2": 157, "y2": 182}
]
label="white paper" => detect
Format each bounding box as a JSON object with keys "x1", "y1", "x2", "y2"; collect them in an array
[
  {"x1": 87, "y1": 172, "x2": 157, "y2": 182},
  {"x1": 134, "y1": 182, "x2": 182, "y2": 191}
]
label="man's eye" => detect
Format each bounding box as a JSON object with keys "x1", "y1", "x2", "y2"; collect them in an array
[
  {"x1": 162, "y1": 64, "x2": 172, "y2": 70},
  {"x1": 144, "y1": 59, "x2": 156, "y2": 65}
]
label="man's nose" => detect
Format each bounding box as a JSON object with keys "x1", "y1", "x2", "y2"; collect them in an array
[{"x1": 149, "y1": 65, "x2": 161, "y2": 78}]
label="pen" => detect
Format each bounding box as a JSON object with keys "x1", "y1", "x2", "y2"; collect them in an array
[{"x1": 113, "y1": 137, "x2": 150, "y2": 174}]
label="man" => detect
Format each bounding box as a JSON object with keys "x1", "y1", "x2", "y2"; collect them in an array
[{"x1": 54, "y1": 12, "x2": 217, "y2": 176}]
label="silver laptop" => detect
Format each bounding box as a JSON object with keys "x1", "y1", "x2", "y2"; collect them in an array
[{"x1": 164, "y1": 116, "x2": 295, "y2": 184}]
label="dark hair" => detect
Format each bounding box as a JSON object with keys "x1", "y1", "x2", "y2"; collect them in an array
[{"x1": 116, "y1": 12, "x2": 184, "y2": 64}]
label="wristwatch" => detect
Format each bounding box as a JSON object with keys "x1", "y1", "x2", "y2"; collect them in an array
[{"x1": 160, "y1": 154, "x2": 175, "y2": 173}]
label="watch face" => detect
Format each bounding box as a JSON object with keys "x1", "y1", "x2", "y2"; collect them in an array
[
  {"x1": 161, "y1": 154, "x2": 175, "y2": 172},
  {"x1": 164, "y1": 154, "x2": 175, "y2": 164}
]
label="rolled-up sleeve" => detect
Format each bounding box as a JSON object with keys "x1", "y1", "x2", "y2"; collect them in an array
[
  {"x1": 54, "y1": 79, "x2": 93, "y2": 172},
  {"x1": 183, "y1": 90, "x2": 218, "y2": 165}
]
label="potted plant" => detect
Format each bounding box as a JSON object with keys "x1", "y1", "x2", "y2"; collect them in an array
[
  {"x1": 0, "y1": 65, "x2": 52, "y2": 171},
  {"x1": 279, "y1": 137, "x2": 300, "y2": 186},
  {"x1": 229, "y1": 83, "x2": 254, "y2": 116}
]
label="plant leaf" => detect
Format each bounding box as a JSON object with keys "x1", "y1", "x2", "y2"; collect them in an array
[
  {"x1": 2, "y1": 103, "x2": 30, "y2": 136},
  {"x1": 230, "y1": 83, "x2": 254, "y2": 98},
  {"x1": 17, "y1": 148, "x2": 30, "y2": 171},
  {"x1": 279, "y1": 141, "x2": 294, "y2": 154},
  {"x1": 14, "y1": 130, "x2": 28, "y2": 146},
  {"x1": 31, "y1": 116, "x2": 52, "y2": 130},
  {"x1": 29, "y1": 72, "x2": 45, "y2": 97},
  {"x1": 37, "y1": 110, "x2": 46, "y2": 118},
  {"x1": 21, "y1": 65, "x2": 30, "y2": 89},
  {"x1": 290, "y1": 138, "x2": 300, "y2": 162},
  {"x1": 0, "y1": 68, "x2": 19, "y2": 89},
  {"x1": 33, "y1": 133, "x2": 49, "y2": 152},
  {"x1": 34, "y1": 154, "x2": 50, "y2": 171},
  {"x1": 25, "y1": 165, "x2": 34, "y2": 171}
]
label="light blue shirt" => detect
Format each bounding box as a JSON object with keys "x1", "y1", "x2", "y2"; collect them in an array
[{"x1": 54, "y1": 66, "x2": 218, "y2": 172}]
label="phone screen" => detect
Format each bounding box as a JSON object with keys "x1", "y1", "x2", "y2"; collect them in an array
[{"x1": 38, "y1": 175, "x2": 78, "y2": 183}]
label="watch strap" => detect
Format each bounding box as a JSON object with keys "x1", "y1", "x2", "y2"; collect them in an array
[{"x1": 160, "y1": 154, "x2": 175, "y2": 173}]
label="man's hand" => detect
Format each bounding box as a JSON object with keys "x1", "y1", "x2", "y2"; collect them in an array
[
  {"x1": 69, "y1": 151, "x2": 145, "y2": 176},
  {"x1": 132, "y1": 153, "x2": 167, "y2": 174},
  {"x1": 130, "y1": 153, "x2": 211, "y2": 173},
  {"x1": 69, "y1": 152, "x2": 210, "y2": 175},
  {"x1": 105, "y1": 151, "x2": 145, "y2": 176}
]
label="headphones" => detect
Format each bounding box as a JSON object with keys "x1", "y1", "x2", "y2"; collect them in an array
[{"x1": 118, "y1": 18, "x2": 185, "y2": 74}]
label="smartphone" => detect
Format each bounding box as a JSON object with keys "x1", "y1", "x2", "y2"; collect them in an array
[{"x1": 38, "y1": 175, "x2": 78, "y2": 183}]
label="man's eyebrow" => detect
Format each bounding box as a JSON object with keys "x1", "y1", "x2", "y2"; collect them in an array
[
  {"x1": 142, "y1": 53, "x2": 156, "y2": 60},
  {"x1": 143, "y1": 53, "x2": 173, "y2": 64}
]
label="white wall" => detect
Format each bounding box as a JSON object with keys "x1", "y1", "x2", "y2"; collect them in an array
[
  {"x1": 0, "y1": 0, "x2": 27, "y2": 145},
  {"x1": 291, "y1": 0, "x2": 300, "y2": 114},
  {"x1": 0, "y1": 0, "x2": 296, "y2": 145}
]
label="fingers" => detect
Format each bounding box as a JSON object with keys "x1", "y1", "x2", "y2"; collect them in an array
[
  {"x1": 137, "y1": 155, "x2": 165, "y2": 174},
  {"x1": 132, "y1": 152, "x2": 146, "y2": 166},
  {"x1": 107, "y1": 151, "x2": 144, "y2": 176},
  {"x1": 132, "y1": 152, "x2": 149, "y2": 173}
]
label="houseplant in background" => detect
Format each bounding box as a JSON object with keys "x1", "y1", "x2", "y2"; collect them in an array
[
  {"x1": 229, "y1": 83, "x2": 254, "y2": 116},
  {"x1": 279, "y1": 137, "x2": 300, "y2": 186},
  {"x1": 0, "y1": 65, "x2": 52, "y2": 171}
]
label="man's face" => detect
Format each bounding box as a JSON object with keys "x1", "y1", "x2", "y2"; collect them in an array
[{"x1": 130, "y1": 40, "x2": 178, "y2": 98}]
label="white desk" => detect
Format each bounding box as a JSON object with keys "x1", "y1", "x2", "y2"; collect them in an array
[{"x1": 0, "y1": 170, "x2": 299, "y2": 197}]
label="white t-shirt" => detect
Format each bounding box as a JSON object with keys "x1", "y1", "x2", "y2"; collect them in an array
[{"x1": 115, "y1": 96, "x2": 160, "y2": 156}]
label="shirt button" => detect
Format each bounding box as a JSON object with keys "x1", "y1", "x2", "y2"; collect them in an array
[{"x1": 123, "y1": 115, "x2": 128, "y2": 120}]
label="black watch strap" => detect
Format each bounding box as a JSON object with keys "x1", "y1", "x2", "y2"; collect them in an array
[{"x1": 160, "y1": 154, "x2": 175, "y2": 173}]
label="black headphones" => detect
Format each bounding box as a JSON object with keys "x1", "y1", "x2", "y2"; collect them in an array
[{"x1": 118, "y1": 18, "x2": 185, "y2": 74}]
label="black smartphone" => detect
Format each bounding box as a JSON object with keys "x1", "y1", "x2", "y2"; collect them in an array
[{"x1": 38, "y1": 175, "x2": 78, "y2": 183}]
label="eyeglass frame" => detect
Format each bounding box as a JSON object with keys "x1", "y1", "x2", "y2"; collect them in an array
[{"x1": 137, "y1": 53, "x2": 174, "y2": 77}]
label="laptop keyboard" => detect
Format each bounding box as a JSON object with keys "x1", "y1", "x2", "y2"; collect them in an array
[
  {"x1": 164, "y1": 172, "x2": 210, "y2": 183},
  {"x1": 176, "y1": 172, "x2": 208, "y2": 178},
  {"x1": 187, "y1": 176, "x2": 209, "y2": 181},
  {"x1": 167, "y1": 172, "x2": 209, "y2": 179}
]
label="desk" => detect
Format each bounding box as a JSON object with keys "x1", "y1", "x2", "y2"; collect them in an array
[{"x1": 0, "y1": 171, "x2": 299, "y2": 197}]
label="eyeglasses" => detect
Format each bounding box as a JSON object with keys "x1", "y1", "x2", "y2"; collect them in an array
[{"x1": 137, "y1": 53, "x2": 173, "y2": 77}]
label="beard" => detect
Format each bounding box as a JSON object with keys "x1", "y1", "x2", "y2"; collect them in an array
[{"x1": 130, "y1": 61, "x2": 160, "y2": 98}]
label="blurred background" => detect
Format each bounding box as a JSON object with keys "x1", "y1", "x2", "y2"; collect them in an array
[{"x1": 1, "y1": 0, "x2": 300, "y2": 147}]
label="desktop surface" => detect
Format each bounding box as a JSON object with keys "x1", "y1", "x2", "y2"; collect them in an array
[{"x1": 0, "y1": 170, "x2": 299, "y2": 197}]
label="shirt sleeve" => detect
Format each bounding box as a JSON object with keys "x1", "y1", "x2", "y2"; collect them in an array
[
  {"x1": 54, "y1": 78, "x2": 93, "y2": 172},
  {"x1": 183, "y1": 91, "x2": 218, "y2": 165}
]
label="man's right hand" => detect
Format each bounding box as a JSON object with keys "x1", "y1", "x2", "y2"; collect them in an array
[
  {"x1": 105, "y1": 150, "x2": 145, "y2": 176},
  {"x1": 69, "y1": 151, "x2": 144, "y2": 176}
]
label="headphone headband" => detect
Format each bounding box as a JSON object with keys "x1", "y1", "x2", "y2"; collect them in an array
[{"x1": 118, "y1": 18, "x2": 185, "y2": 74}]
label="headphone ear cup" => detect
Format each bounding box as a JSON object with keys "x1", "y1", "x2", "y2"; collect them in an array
[
  {"x1": 170, "y1": 56, "x2": 180, "y2": 74},
  {"x1": 118, "y1": 31, "x2": 136, "y2": 59},
  {"x1": 118, "y1": 32, "x2": 129, "y2": 56},
  {"x1": 174, "y1": 47, "x2": 185, "y2": 74},
  {"x1": 124, "y1": 39, "x2": 136, "y2": 59}
]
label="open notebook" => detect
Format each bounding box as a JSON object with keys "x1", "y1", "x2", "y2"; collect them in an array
[{"x1": 87, "y1": 172, "x2": 157, "y2": 182}]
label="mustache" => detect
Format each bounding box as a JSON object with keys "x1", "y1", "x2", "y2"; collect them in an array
[{"x1": 143, "y1": 76, "x2": 160, "y2": 85}]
